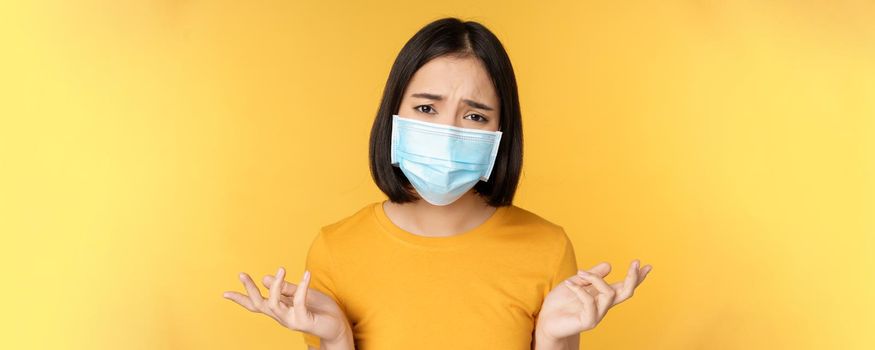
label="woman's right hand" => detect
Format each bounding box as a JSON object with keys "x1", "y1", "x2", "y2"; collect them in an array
[{"x1": 223, "y1": 267, "x2": 352, "y2": 344}]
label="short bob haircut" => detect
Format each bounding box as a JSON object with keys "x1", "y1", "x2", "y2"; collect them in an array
[{"x1": 369, "y1": 17, "x2": 523, "y2": 207}]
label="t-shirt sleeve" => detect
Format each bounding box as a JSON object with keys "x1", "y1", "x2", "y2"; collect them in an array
[
  {"x1": 533, "y1": 227, "x2": 579, "y2": 340},
  {"x1": 301, "y1": 229, "x2": 344, "y2": 349},
  {"x1": 550, "y1": 229, "x2": 579, "y2": 289}
]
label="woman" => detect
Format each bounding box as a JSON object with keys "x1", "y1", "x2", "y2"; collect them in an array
[{"x1": 223, "y1": 17, "x2": 653, "y2": 350}]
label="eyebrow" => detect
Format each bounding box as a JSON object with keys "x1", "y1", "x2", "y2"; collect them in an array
[{"x1": 410, "y1": 92, "x2": 495, "y2": 111}]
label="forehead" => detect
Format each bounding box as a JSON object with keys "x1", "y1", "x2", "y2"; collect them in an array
[{"x1": 405, "y1": 55, "x2": 498, "y2": 103}]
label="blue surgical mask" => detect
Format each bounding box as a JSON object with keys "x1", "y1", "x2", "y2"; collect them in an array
[{"x1": 390, "y1": 114, "x2": 502, "y2": 206}]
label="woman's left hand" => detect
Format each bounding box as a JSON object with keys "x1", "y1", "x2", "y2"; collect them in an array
[{"x1": 535, "y1": 260, "x2": 652, "y2": 342}]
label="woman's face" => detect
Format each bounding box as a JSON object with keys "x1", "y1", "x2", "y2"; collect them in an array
[{"x1": 397, "y1": 55, "x2": 501, "y2": 132}]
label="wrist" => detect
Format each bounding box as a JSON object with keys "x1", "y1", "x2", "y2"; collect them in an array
[
  {"x1": 534, "y1": 324, "x2": 565, "y2": 350},
  {"x1": 321, "y1": 323, "x2": 354, "y2": 350}
]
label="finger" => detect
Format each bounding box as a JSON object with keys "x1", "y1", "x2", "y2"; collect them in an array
[
  {"x1": 263, "y1": 277, "x2": 338, "y2": 313},
  {"x1": 578, "y1": 270, "x2": 615, "y2": 298},
  {"x1": 586, "y1": 262, "x2": 611, "y2": 278},
  {"x1": 262, "y1": 275, "x2": 297, "y2": 305},
  {"x1": 616, "y1": 260, "x2": 640, "y2": 302},
  {"x1": 223, "y1": 291, "x2": 258, "y2": 312},
  {"x1": 568, "y1": 273, "x2": 600, "y2": 296},
  {"x1": 577, "y1": 271, "x2": 615, "y2": 320},
  {"x1": 239, "y1": 272, "x2": 264, "y2": 310},
  {"x1": 263, "y1": 274, "x2": 299, "y2": 296},
  {"x1": 293, "y1": 270, "x2": 312, "y2": 326},
  {"x1": 563, "y1": 278, "x2": 596, "y2": 328},
  {"x1": 267, "y1": 267, "x2": 286, "y2": 316},
  {"x1": 610, "y1": 263, "x2": 652, "y2": 290},
  {"x1": 639, "y1": 264, "x2": 652, "y2": 283},
  {"x1": 573, "y1": 262, "x2": 611, "y2": 287}
]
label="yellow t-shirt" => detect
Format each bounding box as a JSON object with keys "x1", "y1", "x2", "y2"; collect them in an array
[{"x1": 302, "y1": 201, "x2": 578, "y2": 349}]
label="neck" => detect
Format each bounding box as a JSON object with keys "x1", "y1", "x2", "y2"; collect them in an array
[{"x1": 383, "y1": 190, "x2": 498, "y2": 237}]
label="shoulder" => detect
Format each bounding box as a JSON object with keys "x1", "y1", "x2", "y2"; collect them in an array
[
  {"x1": 503, "y1": 205, "x2": 578, "y2": 283},
  {"x1": 500, "y1": 204, "x2": 572, "y2": 256},
  {"x1": 320, "y1": 201, "x2": 378, "y2": 232},
  {"x1": 504, "y1": 204, "x2": 568, "y2": 238},
  {"x1": 312, "y1": 201, "x2": 382, "y2": 247}
]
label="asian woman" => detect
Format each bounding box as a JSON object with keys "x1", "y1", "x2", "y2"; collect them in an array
[{"x1": 223, "y1": 17, "x2": 653, "y2": 350}]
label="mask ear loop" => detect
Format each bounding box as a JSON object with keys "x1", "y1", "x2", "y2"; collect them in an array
[{"x1": 481, "y1": 131, "x2": 502, "y2": 182}]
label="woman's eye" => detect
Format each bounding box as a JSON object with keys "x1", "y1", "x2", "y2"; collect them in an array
[
  {"x1": 414, "y1": 105, "x2": 435, "y2": 114},
  {"x1": 464, "y1": 114, "x2": 488, "y2": 123}
]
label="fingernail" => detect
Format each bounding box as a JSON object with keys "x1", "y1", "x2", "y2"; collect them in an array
[
  {"x1": 304, "y1": 270, "x2": 311, "y2": 280},
  {"x1": 239, "y1": 272, "x2": 246, "y2": 280},
  {"x1": 278, "y1": 267, "x2": 284, "y2": 275}
]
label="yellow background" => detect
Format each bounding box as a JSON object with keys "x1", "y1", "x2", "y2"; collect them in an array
[{"x1": 1, "y1": 0, "x2": 873, "y2": 349}]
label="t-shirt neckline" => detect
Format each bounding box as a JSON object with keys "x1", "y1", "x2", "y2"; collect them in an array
[{"x1": 372, "y1": 200, "x2": 510, "y2": 248}]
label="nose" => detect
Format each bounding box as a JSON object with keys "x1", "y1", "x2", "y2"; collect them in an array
[{"x1": 430, "y1": 106, "x2": 462, "y2": 128}]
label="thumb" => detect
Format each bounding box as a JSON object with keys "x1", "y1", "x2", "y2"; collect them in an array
[{"x1": 293, "y1": 270, "x2": 313, "y2": 327}]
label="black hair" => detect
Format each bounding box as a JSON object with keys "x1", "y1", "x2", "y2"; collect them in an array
[{"x1": 368, "y1": 17, "x2": 523, "y2": 207}]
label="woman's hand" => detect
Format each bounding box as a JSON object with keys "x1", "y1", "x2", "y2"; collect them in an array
[
  {"x1": 535, "y1": 260, "x2": 652, "y2": 343},
  {"x1": 223, "y1": 267, "x2": 352, "y2": 345}
]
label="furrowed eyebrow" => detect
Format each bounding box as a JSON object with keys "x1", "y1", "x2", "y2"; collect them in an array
[
  {"x1": 410, "y1": 92, "x2": 495, "y2": 111},
  {"x1": 411, "y1": 92, "x2": 443, "y2": 101},
  {"x1": 463, "y1": 99, "x2": 494, "y2": 111}
]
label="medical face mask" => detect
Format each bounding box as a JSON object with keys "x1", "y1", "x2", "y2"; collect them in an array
[{"x1": 390, "y1": 114, "x2": 502, "y2": 206}]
